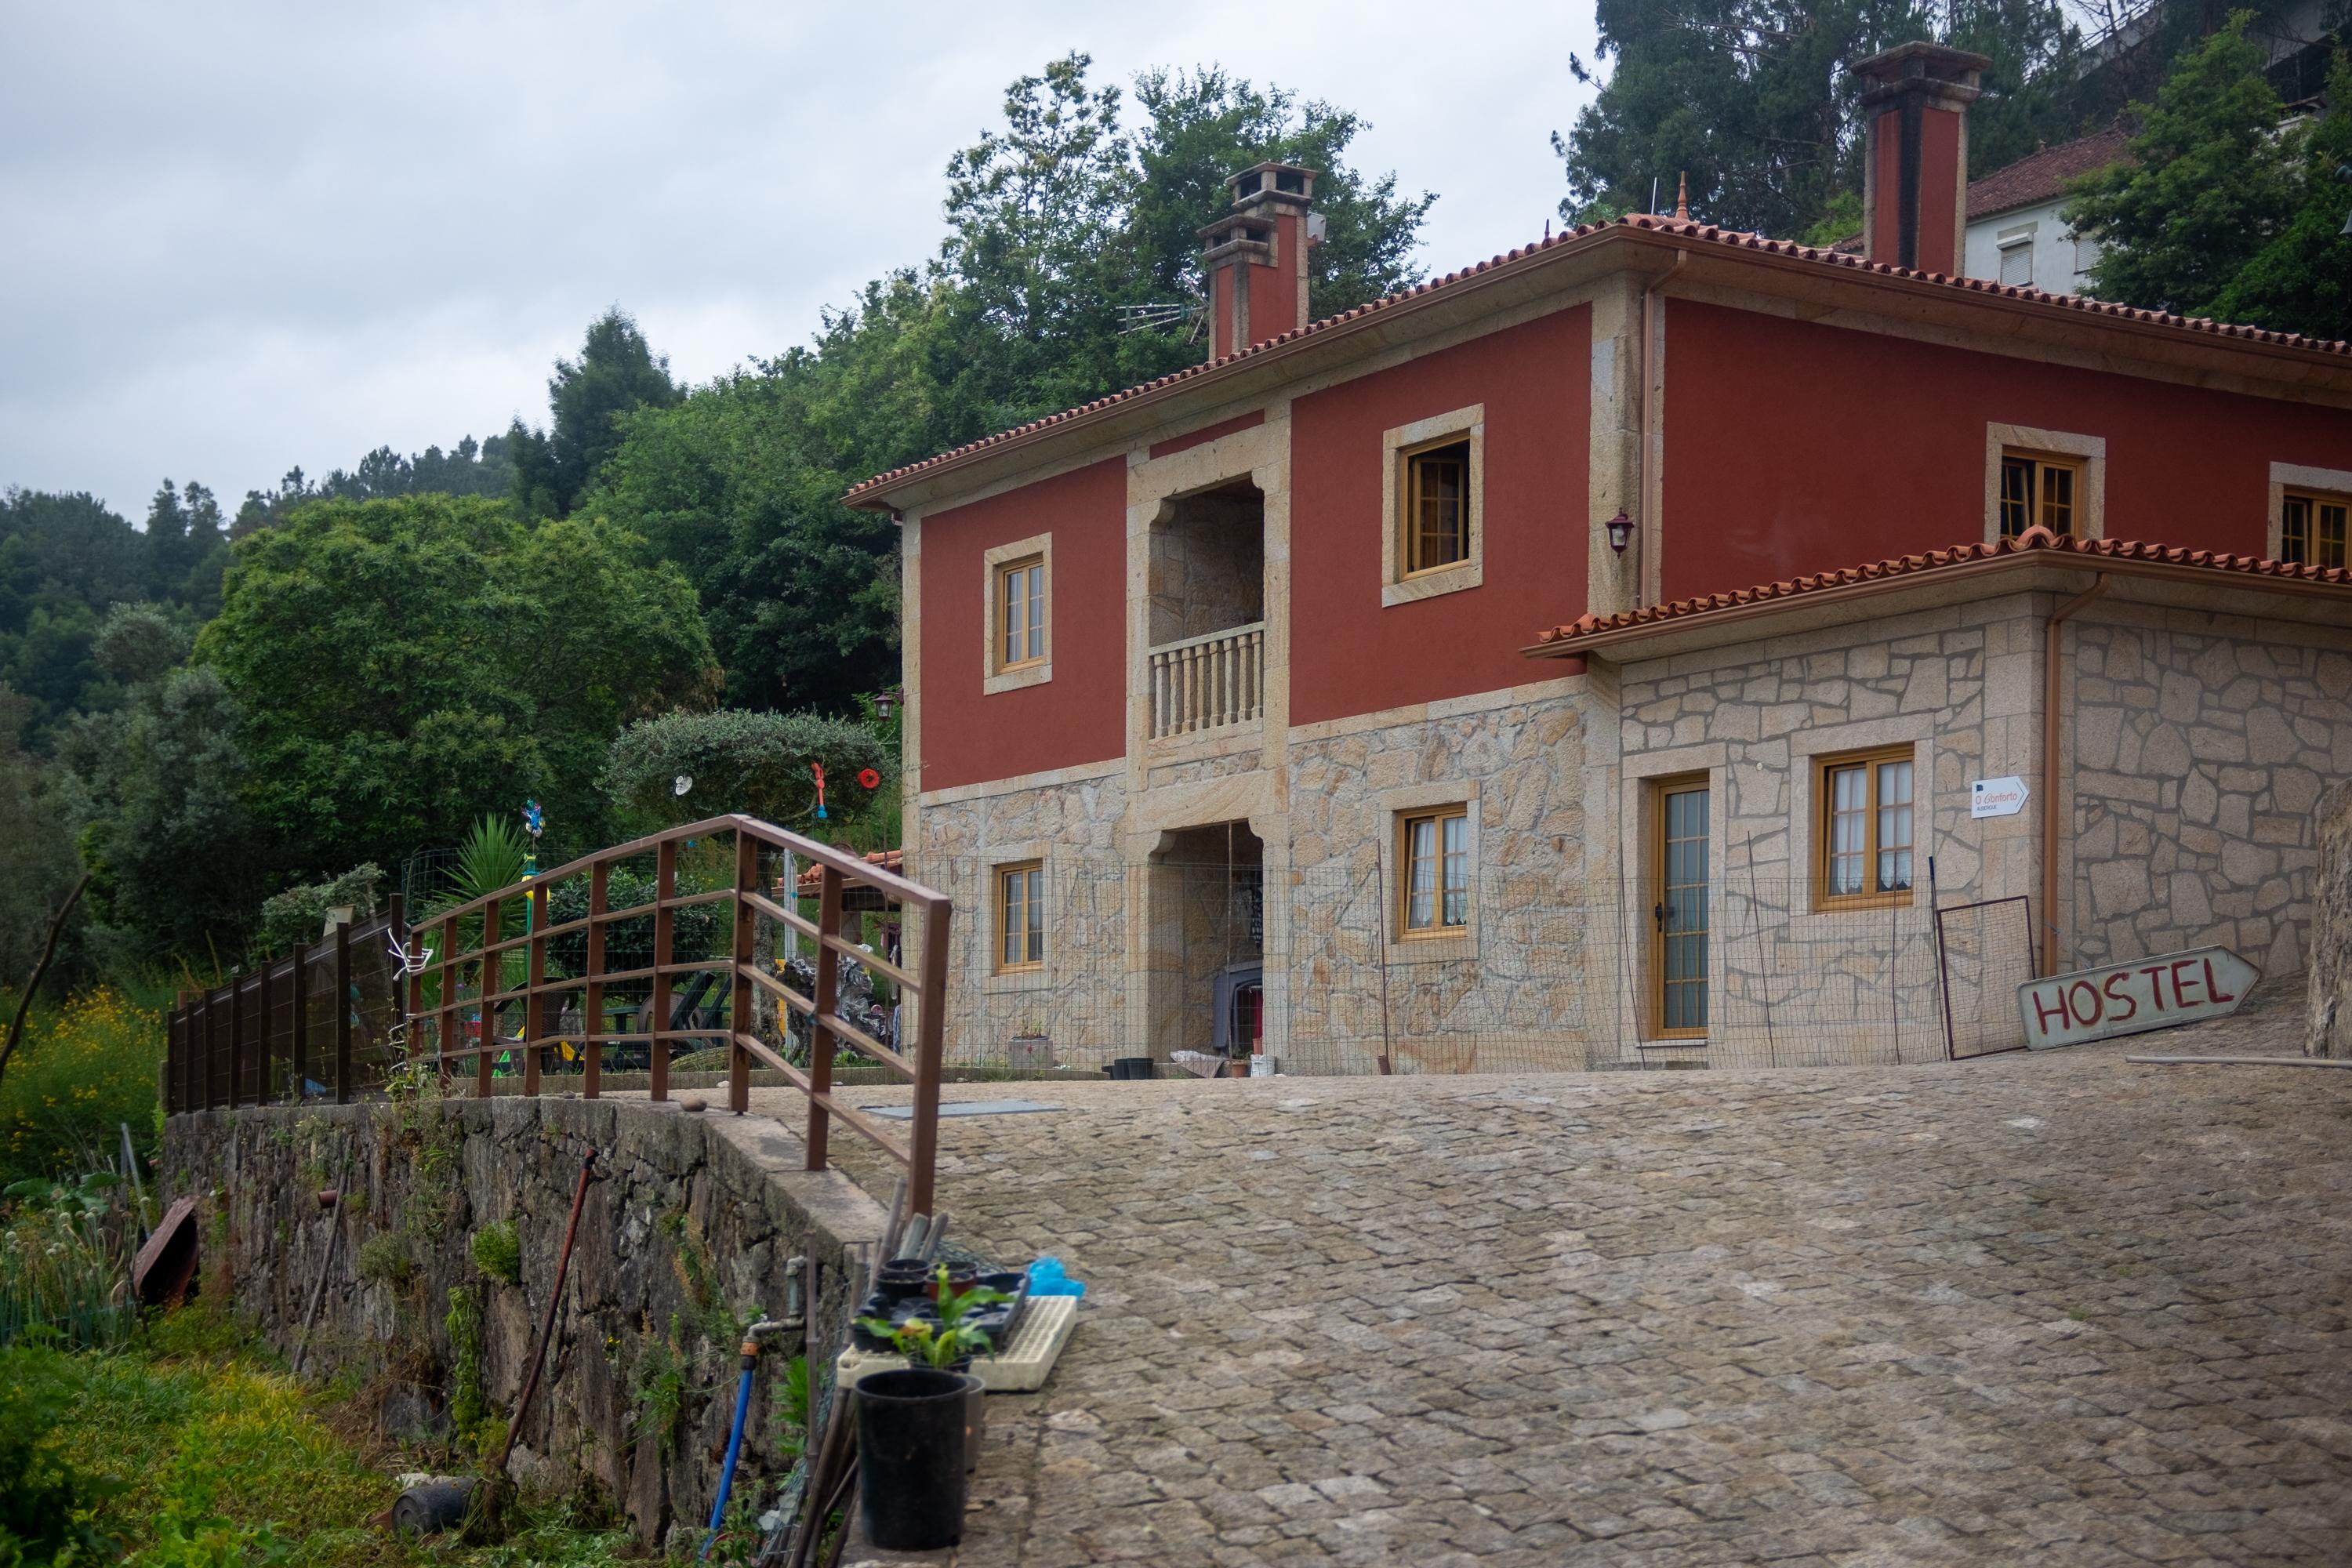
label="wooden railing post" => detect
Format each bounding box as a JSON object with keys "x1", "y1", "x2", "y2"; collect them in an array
[
  {"x1": 164, "y1": 1004, "x2": 178, "y2": 1116},
  {"x1": 260, "y1": 954, "x2": 278, "y2": 1105},
  {"x1": 289, "y1": 941, "x2": 310, "y2": 1100},
  {"x1": 583, "y1": 861, "x2": 607, "y2": 1100},
  {"x1": 651, "y1": 839, "x2": 675, "y2": 1103},
  {"x1": 334, "y1": 920, "x2": 353, "y2": 1105},
  {"x1": 730, "y1": 833, "x2": 757, "y2": 1116},
  {"x1": 390, "y1": 892, "x2": 410, "y2": 1072},
  {"x1": 478, "y1": 898, "x2": 500, "y2": 1099},
  {"x1": 806, "y1": 865, "x2": 843, "y2": 1172},
  {"x1": 909, "y1": 897, "x2": 952, "y2": 1217},
  {"x1": 438, "y1": 913, "x2": 459, "y2": 1092},
  {"x1": 229, "y1": 971, "x2": 246, "y2": 1108},
  {"x1": 524, "y1": 882, "x2": 546, "y2": 1098}
]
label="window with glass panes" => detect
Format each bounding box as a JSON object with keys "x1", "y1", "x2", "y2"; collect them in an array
[
  {"x1": 1398, "y1": 807, "x2": 1470, "y2": 935},
  {"x1": 1817, "y1": 748, "x2": 1915, "y2": 907},
  {"x1": 995, "y1": 861, "x2": 1044, "y2": 971},
  {"x1": 2281, "y1": 492, "x2": 2350, "y2": 568},
  {"x1": 996, "y1": 557, "x2": 1046, "y2": 670},
  {"x1": 1998, "y1": 451, "x2": 2078, "y2": 538},
  {"x1": 1401, "y1": 438, "x2": 1472, "y2": 575}
]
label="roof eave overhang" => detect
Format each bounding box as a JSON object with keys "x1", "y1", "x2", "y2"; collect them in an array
[
  {"x1": 1522, "y1": 553, "x2": 2352, "y2": 664},
  {"x1": 851, "y1": 222, "x2": 2352, "y2": 517}
]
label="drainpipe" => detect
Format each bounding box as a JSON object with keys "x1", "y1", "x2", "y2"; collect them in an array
[
  {"x1": 1635, "y1": 248, "x2": 1690, "y2": 609},
  {"x1": 2041, "y1": 572, "x2": 2109, "y2": 977}
]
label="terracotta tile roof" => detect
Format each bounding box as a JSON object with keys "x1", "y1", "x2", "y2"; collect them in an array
[
  {"x1": 1967, "y1": 127, "x2": 2134, "y2": 220},
  {"x1": 1528, "y1": 528, "x2": 2352, "y2": 655},
  {"x1": 794, "y1": 847, "x2": 902, "y2": 893},
  {"x1": 845, "y1": 212, "x2": 2349, "y2": 509}
]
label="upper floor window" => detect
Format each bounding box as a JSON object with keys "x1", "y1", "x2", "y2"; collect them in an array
[
  {"x1": 2281, "y1": 490, "x2": 2349, "y2": 568},
  {"x1": 1398, "y1": 806, "x2": 1470, "y2": 935},
  {"x1": 995, "y1": 860, "x2": 1044, "y2": 972},
  {"x1": 997, "y1": 557, "x2": 1045, "y2": 670},
  {"x1": 1999, "y1": 449, "x2": 2078, "y2": 538},
  {"x1": 1995, "y1": 224, "x2": 2034, "y2": 287},
  {"x1": 1817, "y1": 747, "x2": 1914, "y2": 909},
  {"x1": 1402, "y1": 438, "x2": 1472, "y2": 575}
]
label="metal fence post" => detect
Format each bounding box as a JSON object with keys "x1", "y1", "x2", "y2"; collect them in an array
[
  {"x1": 334, "y1": 920, "x2": 353, "y2": 1105},
  {"x1": 229, "y1": 972, "x2": 245, "y2": 1108}
]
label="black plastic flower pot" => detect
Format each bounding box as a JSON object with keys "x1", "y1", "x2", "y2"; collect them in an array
[
  {"x1": 876, "y1": 1258, "x2": 933, "y2": 1300},
  {"x1": 857, "y1": 1368, "x2": 970, "y2": 1551},
  {"x1": 1113, "y1": 1056, "x2": 1155, "y2": 1080}
]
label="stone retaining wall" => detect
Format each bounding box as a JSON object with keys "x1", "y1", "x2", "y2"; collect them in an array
[{"x1": 163, "y1": 1096, "x2": 887, "y2": 1545}]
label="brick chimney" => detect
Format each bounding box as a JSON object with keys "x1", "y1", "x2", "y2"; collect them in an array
[
  {"x1": 1849, "y1": 42, "x2": 1988, "y2": 277},
  {"x1": 1200, "y1": 162, "x2": 1324, "y2": 358}
]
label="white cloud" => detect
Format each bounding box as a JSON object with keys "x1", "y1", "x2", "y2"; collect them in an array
[{"x1": 0, "y1": 0, "x2": 1597, "y2": 516}]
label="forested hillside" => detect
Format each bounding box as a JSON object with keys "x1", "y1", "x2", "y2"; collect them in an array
[{"x1": 0, "y1": 55, "x2": 1432, "y2": 989}]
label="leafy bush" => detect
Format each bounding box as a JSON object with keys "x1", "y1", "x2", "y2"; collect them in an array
[
  {"x1": 253, "y1": 864, "x2": 382, "y2": 960},
  {"x1": 543, "y1": 866, "x2": 726, "y2": 978},
  {"x1": 451, "y1": 815, "x2": 533, "y2": 906},
  {"x1": 0, "y1": 986, "x2": 164, "y2": 1185},
  {"x1": 470, "y1": 1220, "x2": 521, "y2": 1286},
  {"x1": 601, "y1": 708, "x2": 888, "y2": 831},
  {"x1": 0, "y1": 1344, "x2": 118, "y2": 1563}
]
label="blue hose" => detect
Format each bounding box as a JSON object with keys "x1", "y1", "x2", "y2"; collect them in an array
[{"x1": 702, "y1": 1359, "x2": 757, "y2": 1559}]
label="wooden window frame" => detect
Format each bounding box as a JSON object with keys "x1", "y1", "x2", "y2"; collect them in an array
[
  {"x1": 1399, "y1": 435, "x2": 1473, "y2": 579},
  {"x1": 1984, "y1": 425, "x2": 2103, "y2": 544},
  {"x1": 993, "y1": 860, "x2": 1045, "y2": 974},
  {"x1": 1649, "y1": 774, "x2": 1711, "y2": 1041},
  {"x1": 2280, "y1": 488, "x2": 2350, "y2": 569},
  {"x1": 1813, "y1": 746, "x2": 1918, "y2": 912},
  {"x1": 1998, "y1": 448, "x2": 2082, "y2": 539},
  {"x1": 980, "y1": 532, "x2": 1053, "y2": 695},
  {"x1": 1396, "y1": 805, "x2": 1471, "y2": 938},
  {"x1": 1379, "y1": 405, "x2": 1484, "y2": 607},
  {"x1": 995, "y1": 555, "x2": 1047, "y2": 673}
]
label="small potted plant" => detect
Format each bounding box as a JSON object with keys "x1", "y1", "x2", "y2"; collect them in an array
[{"x1": 854, "y1": 1268, "x2": 1011, "y2": 1548}]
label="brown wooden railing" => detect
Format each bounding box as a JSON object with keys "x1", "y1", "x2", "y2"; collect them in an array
[{"x1": 166, "y1": 815, "x2": 954, "y2": 1214}]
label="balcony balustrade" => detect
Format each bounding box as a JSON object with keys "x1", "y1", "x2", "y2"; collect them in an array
[{"x1": 1149, "y1": 621, "x2": 1265, "y2": 740}]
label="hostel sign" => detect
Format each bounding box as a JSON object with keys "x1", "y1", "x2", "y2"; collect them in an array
[{"x1": 2017, "y1": 947, "x2": 2262, "y2": 1050}]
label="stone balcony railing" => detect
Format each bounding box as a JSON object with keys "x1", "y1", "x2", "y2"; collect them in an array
[{"x1": 1149, "y1": 621, "x2": 1265, "y2": 741}]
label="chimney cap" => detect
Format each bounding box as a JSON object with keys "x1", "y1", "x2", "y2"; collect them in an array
[
  {"x1": 1848, "y1": 40, "x2": 1990, "y2": 90},
  {"x1": 1227, "y1": 161, "x2": 1320, "y2": 208}
]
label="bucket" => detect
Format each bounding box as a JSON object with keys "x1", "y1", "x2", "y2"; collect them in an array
[
  {"x1": 1112, "y1": 1056, "x2": 1155, "y2": 1080},
  {"x1": 856, "y1": 1368, "x2": 970, "y2": 1550}
]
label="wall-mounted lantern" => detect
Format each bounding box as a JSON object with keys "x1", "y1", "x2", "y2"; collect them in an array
[{"x1": 1603, "y1": 510, "x2": 1635, "y2": 554}]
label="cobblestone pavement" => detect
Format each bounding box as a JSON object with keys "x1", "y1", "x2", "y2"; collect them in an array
[{"x1": 783, "y1": 989, "x2": 2352, "y2": 1566}]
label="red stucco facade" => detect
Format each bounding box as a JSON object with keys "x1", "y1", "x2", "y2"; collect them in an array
[
  {"x1": 1659, "y1": 300, "x2": 2352, "y2": 603},
  {"x1": 1288, "y1": 305, "x2": 1592, "y2": 728},
  {"x1": 917, "y1": 457, "x2": 1127, "y2": 791}
]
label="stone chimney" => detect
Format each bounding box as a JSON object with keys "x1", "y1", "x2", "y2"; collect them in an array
[
  {"x1": 1200, "y1": 162, "x2": 1324, "y2": 358},
  {"x1": 1849, "y1": 42, "x2": 1988, "y2": 276}
]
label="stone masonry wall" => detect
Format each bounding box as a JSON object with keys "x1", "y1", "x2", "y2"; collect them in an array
[
  {"x1": 1612, "y1": 595, "x2": 2040, "y2": 1065},
  {"x1": 2067, "y1": 608, "x2": 2352, "y2": 977},
  {"x1": 164, "y1": 1097, "x2": 885, "y2": 1546},
  {"x1": 1285, "y1": 688, "x2": 1595, "y2": 1075},
  {"x1": 2307, "y1": 782, "x2": 2352, "y2": 1058}
]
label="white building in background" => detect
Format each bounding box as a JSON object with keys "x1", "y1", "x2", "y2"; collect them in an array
[{"x1": 1958, "y1": 127, "x2": 2132, "y2": 295}]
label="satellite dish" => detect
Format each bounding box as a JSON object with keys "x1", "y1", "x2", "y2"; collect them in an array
[{"x1": 673, "y1": 774, "x2": 694, "y2": 797}]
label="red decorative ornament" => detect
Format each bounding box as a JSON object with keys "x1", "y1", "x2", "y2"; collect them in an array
[{"x1": 857, "y1": 768, "x2": 882, "y2": 790}]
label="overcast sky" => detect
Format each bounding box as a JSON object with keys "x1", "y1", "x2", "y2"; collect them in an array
[{"x1": 1, "y1": 2, "x2": 1600, "y2": 519}]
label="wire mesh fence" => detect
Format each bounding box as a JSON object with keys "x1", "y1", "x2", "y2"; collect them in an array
[
  {"x1": 935, "y1": 859, "x2": 2036, "y2": 1076},
  {"x1": 169, "y1": 909, "x2": 409, "y2": 1110}
]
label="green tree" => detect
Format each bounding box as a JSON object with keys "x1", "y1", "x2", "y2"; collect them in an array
[
  {"x1": 197, "y1": 495, "x2": 717, "y2": 877},
  {"x1": 508, "y1": 310, "x2": 681, "y2": 521},
  {"x1": 0, "y1": 688, "x2": 86, "y2": 989},
  {"x1": 2065, "y1": 17, "x2": 2308, "y2": 318},
  {"x1": 1551, "y1": 0, "x2": 2082, "y2": 237},
  {"x1": 233, "y1": 432, "x2": 515, "y2": 535},
  {"x1": 2206, "y1": 56, "x2": 2352, "y2": 341}
]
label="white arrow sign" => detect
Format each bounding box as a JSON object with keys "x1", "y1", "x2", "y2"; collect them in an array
[
  {"x1": 2017, "y1": 946, "x2": 2262, "y2": 1050},
  {"x1": 1971, "y1": 776, "x2": 2029, "y2": 818}
]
